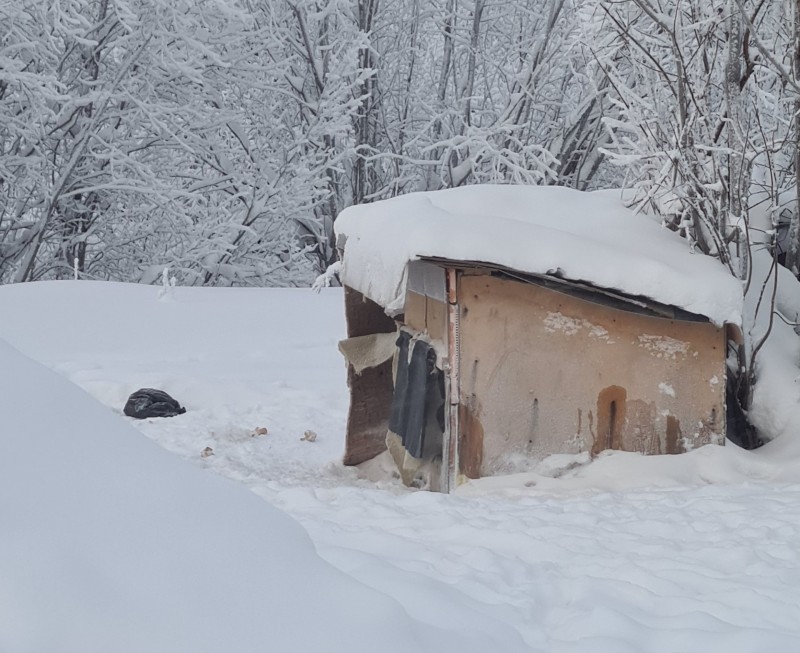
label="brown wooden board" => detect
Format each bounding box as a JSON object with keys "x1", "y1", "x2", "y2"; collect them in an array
[
  {"x1": 343, "y1": 359, "x2": 394, "y2": 465},
  {"x1": 426, "y1": 296, "x2": 447, "y2": 342},
  {"x1": 404, "y1": 291, "x2": 427, "y2": 332},
  {"x1": 342, "y1": 286, "x2": 397, "y2": 465},
  {"x1": 344, "y1": 285, "x2": 396, "y2": 338},
  {"x1": 404, "y1": 289, "x2": 447, "y2": 343}
]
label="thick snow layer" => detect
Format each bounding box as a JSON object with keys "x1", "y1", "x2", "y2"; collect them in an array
[
  {"x1": 2, "y1": 281, "x2": 800, "y2": 651},
  {"x1": 335, "y1": 185, "x2": 743, "y2": 326},
  {"x1": 0, "y1": 316, "x2": 520, "y2": 651},
  {"x1": 742, "y1": 251, "x2": 800, "y2": 444}
]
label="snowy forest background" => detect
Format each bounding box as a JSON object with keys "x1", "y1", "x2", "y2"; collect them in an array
[{"x1": 1, "y1": 0, "x2": 798, "y2": 289}]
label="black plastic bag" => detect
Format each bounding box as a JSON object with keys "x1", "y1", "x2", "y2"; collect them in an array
[{"x1": 124, "y1": 388, "x2": 186, "y2": 419}]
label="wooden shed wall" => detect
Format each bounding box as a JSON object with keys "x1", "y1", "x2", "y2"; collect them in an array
[
  {"x1": 457, "y1": 274, "x2": 726, "y2": 478},
  {"x1": 404, "y1": 291, "x2": 447, "y2": 343},
  {"x1": 342, "y1": 287, "x2": 396, "y2": 466}
]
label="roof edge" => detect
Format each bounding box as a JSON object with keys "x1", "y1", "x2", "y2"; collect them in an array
[{"x1": 421, "y1": 257, "x2": 720, "y2": 325}]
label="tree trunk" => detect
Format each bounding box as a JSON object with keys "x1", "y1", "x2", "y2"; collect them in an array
[
  {"x1": 789, "y1": 0, "x2": 800, "y2": 276},
  {"x1": 353, "y1": 0, "x2": 380, "y2": 205}
]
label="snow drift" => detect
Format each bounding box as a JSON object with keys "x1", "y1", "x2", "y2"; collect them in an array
[{"x1": 0, "y1": 336, "x2": 514, "y2": 653}]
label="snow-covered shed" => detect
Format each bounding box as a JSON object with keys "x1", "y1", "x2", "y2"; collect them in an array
[{"x1": 335, "y1": 185, "x2": 743, "y2": 491}]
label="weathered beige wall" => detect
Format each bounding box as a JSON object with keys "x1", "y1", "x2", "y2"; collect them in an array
[{"x1": 458, "y1": 274, "x2": 727, "y2": 477}]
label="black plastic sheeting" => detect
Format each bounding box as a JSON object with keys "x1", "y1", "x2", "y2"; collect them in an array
[
  {"x1": 389, "y1": 334, "x2": 444, "y2": 459},
  {"x1": 388, "y1": 331, "x2": 412, "y2": 439}
]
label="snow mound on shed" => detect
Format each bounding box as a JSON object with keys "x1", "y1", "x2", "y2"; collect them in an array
[{"x1": 335, "y1": 185, "x2": 742, "y2": 326}]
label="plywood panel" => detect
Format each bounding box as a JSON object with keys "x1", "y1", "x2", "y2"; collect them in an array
[
  {"x1": 343, "y1": 360, "x2": 394, "y2": 465},
  {"x1": 345, "y1": 285, "x2": 395, "y2": 338},
  {"x1": 404, "y1": 291, "x2": 427, "y2": 332},
  {"x1": 404, "y1": 289, "x2": 447, "y2": 344},
  {"x1": 426, "y1": 297, "x2": 447, "y2": 342},
  {"x1": 458, "y1": 275, "x2": 726, "y2": 477}
]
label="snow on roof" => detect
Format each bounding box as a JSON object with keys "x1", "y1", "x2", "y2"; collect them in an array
[{"x1": 335, "y1": 185, "x2": 743, "y2": 326}]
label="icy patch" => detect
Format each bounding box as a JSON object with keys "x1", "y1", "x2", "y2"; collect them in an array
[
  {"x1": 638, "y1": 334, "x2": 689, "y2": 359},
  {"x1": 533, "y1": 452, "x2": 591, "y2": 478},
  {"x1": 543, "y1": 312, "x2": 610, "y2": 340},
  {"x1": 543, "y1": 312, "x2": 583, "y2": 335},
  {"x1": 658, "y1": 382, "x2": 676, "y2": 397}
]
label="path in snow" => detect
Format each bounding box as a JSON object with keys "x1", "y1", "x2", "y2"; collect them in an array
[{"x1": 1, "y1": 281, "x2": 799, "y2": 652}]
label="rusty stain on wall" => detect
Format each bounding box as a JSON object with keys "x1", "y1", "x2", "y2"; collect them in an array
[
  {"x1": 697, "y1": 406, "x2": 724, "y2": 446},
  {"x1": 593, "y1": 385, "x2": 627, "y2": 455},
  {"x1": 528, "y1": 397, "x2": 539, "y2": 451},
  {"x1": 459, "y1": 397, "x2": 484, "y2": 479},
  {"x1": 666, "y1": 416, "x2": 682, "y2": 454}
]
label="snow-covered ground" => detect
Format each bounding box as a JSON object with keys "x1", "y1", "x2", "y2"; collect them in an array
[
  {"x1": 2, "y1": 280, "x2": 800, "y2": 651},
  {"x1": 0, "y1": 338, "x2": 489, "y2": 653}
]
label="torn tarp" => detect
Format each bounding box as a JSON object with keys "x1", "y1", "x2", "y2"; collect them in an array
[
  {"x1": 388, "y1": 331, "x2": 412, "y2": 438},
  {"x1": 338, "y1": 331, "x2": 397, "y2": 375},
  {"x1": 389, "y1": 336, "x2": 444, "y2": 459}
]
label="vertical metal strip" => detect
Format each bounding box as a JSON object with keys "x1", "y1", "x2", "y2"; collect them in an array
[{"x1": 444, "y1": 267, "x2": 460, "y2": 493}]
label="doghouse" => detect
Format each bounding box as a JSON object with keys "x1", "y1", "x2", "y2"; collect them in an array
[{"x1": 335, "y1": 185, "x2": 743, "y2": 492}]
